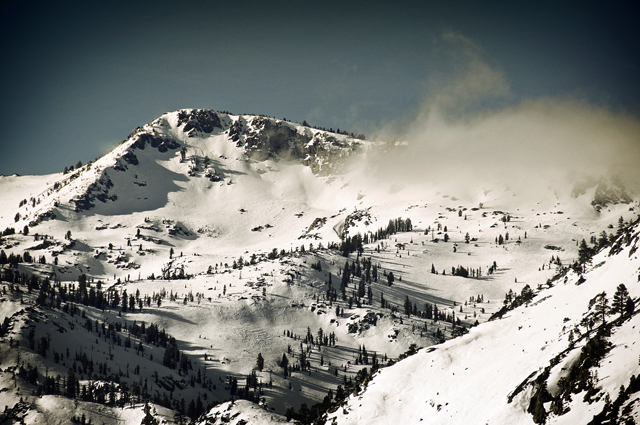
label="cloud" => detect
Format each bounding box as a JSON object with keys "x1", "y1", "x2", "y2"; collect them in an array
[{"x1": 361, "y1": 32, "x2": 640, "y2": 198}]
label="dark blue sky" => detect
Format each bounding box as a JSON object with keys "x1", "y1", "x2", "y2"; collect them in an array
[{"x1": 1, "y1": 0, "x2": 638, "y2": 175}]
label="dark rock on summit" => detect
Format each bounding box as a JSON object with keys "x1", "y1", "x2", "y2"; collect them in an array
[
  {"x1": 592, "y1": 178, "x2": 632, "y2": 212},
  {"x1": 178, "y1": 109, "x2": 222, "y2": 136}
]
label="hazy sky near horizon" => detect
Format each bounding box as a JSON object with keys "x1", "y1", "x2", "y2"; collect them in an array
[{"x1": 1, "y1": 0, "x2": 638, "y2": 175}]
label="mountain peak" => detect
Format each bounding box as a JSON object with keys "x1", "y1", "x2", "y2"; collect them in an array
[{"x1": 1, "y1": 107, "x2": 638, "y2": 425}]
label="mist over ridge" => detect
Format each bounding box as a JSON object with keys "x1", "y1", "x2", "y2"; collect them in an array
[{"x1": 357, "y1": 39, "x2": 640, "y2": 198}]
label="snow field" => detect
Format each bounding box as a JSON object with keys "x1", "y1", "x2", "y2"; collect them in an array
[{"x1": 2, "y1": 109, "x2": 638, "y2": 423}]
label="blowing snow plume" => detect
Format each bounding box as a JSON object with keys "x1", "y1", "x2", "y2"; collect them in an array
[{"x1": 364, "y1": 33, "x2": 640, "y2": 199}]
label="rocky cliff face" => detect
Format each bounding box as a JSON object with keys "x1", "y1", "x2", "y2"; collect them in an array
[
  {"x1": 572, "y1": 174, "x2": 633, "y2": 212},
  {"x1": 33, "y1": 109, "x2": 367, "y2": 216},
  {"x1": 177, "y1": 109, "x2": 223, "y2": 136},
  {"x1": 223, "y1": 112, "x2": 365, "y2": 174},
  {"x1": 592, "y1": 176, "x2": 632, "y2": 212}
]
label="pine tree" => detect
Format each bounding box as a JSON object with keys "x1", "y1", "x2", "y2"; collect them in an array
[
  {"x1": 358, "y1": 278, "x2": 365, "y2": 297},
  {"x1": 280, "y1": 353, "x2": 289, "y2": 370},
  {"x1": 121, "y1": 289, "x2": 128, "y2": 312},
  {"x1": 341, "y1": 261, "x2": 350, "y2": 290},
  {"x1": 66, "y1": 368, "x2": 77, "y2": 398},
  {"x1": 404, "y1": 296, "x2": 412, "y2": 316},
  {"x1": 617, "y1": 216, "x2": 625, "y2": 236},
  {"x1": 625, "y1": 298, "x2": 635, "y2": 317},
  {"x1": 256, "y1": 352, "x2": 264, "y2": 371},
  {"x1": 612, "y1": 284, "x2": 630, "y2": 317},
  {"x1": 163, "y1": 337, "x2": 179, "y2": 369},
  {"x1": 578, "y1": 239, "x2": 593, "y2": 264},
  {"x1": 530, "y1": 383, "x2": 549, "y2": 424},
  {"x1": 594, "y1": 292, "x2": 609, "y2": 326},
  {"x1": 141, "y1": 403, "x2": 159, "y2": 425}
]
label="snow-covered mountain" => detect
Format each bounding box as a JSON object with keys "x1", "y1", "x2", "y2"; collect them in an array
[
  {"x1": 326, "y1": 218, "x2": 640, "y2": 425},
  {"x1": 0, "y1": 109, "x2": 638, "y2": 424}
]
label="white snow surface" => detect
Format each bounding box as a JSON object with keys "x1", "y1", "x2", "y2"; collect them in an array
[
  {"x1": 1, "y1": 108, "x2": 639, "y2": 424},
  {"x1": 327, "y1": 228, "x2": 640, "y2": 425},
  {"x1": 196, "y1": 400, "x2": 288, "y2": 424}
]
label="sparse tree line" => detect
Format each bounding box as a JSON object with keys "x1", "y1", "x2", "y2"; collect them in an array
[
  {"x1": 279, "y1": 329, "x2": 384, "y2": 376},
  {"x1": 332, "y1": 258, "x2": 379, "y2": 307},
  {"x1": 524, "y1": 283, "x2": 636, "y2": 424},
  {"x1": 2, "y1": 226, "x2": 16, "y2": 236},
  {"x1": 0, "y1": 249, "x2": 48, "y2": 268},
  {"x1": 492, "y1": 215, "x2": 639, "y2": 324},
  {"x1": 297, "y1": 119, "x2": 365, "y2": 140},
  {"x1": 11, "y1": 158, "x2": 99, "y2": 225},
  {"x1": 283, "y1": 327, "x2": 338, "y2": 348},
  {"x1": 201, "y1": 243, "x2": 326, "y2": 276},
  {"x1": 490, "y1": 285, "x2": 535, "y2": 321},
  {"x1": 18, "y1": 196, "x2": 43, "y2": 210},
  {"x1": 276, "y1": 337, "x2": 388, "y2": 424},
  {"x1": 15, "y1": 331, "x2": 208, "y2": 419},
  {"x1": 429, "y1": 261, "x2": 489, "y2": 278},
  {"x1": 402, "y1": 296, "x2": 480, "y2": 341},
  {"x1": 226, "y1": 368, "x2": 270, "y2": 404},
  {"x1": 283, "y1": 365, "x2": 373, "y2": 423},
  {"x1": 327, "y1": 255, "x2": 480, "y2": 341},
  {"x1": 284, "y1": 343, "x2": 424, "y2": 424},
  {"x1": 336, "y1": 218, "x2": 413, "y2": 257},
  {"x1": 217, "y1": 110, "x2": 366, "y2": 139},
  {"x1": 62, "y1": 161, "x2": 85, "y2": 174},
  {"x1": 574, "y1": 216, "x2": 630, "y2": 270},
  {"x1": 2, "y1": 260, "x2": 279, "y2": 416},
  {"x1": 0, "y1": 273, "x2": 216, "y2": 421},
  {"x1": 322, "y1": 254, "x2": 484, "y2": 338},
  {"x1": 499, "y1": 217, "x2": 640, "y2": 425}
]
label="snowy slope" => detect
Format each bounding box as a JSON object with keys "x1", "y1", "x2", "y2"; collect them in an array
[
  {"x1": 2, "y1": 109, "x2": 370, "y2": 272},
  {"x1": 1, "y1": 108, "x2": 639, "y2": 424},
  {"x1": 196, "y1": 400, "x2": 288, "y2": 424},
  {"x1": 326, "y1": 220, "x2": 640, "y2": 425}
]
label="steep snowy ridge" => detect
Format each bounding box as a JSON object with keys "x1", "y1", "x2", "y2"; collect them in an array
[
  {"x1": 326, "y1": 219, "x2": 640, "y2": 425},
  {"x1": 3, "y1": 109, "x2": 365, "y2": 231}
]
